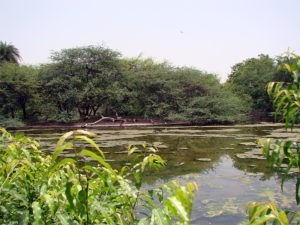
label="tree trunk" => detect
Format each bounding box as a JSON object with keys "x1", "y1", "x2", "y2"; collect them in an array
[
  {"x1": 10, "y1": 107, "x2": 15, "y2": 118},
  {"x1": 19, "y1": 96, "x2": 27, "y2": 120}
]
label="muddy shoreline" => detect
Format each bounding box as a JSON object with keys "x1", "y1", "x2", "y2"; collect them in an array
[
  {"x1": 6, "y1": 120, "x2": 287, "y2": 131},
  {"x1": 7, "y1": 120, "x2": 193, "y2": 130}
]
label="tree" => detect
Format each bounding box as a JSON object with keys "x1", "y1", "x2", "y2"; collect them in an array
[
  {"x1": 0, "y1": 41, "x2": 21, "y2": 64},
  {"x1": 39, "y1": 45, "x2": 125, "y2": 121},
  {"x1": 121, "y1": 57, "x2": 249, "y2": 123},
  {"x1": 122, "y1": 59, "x2": 175, "y2": 118},
  {"x1": 0, "y1": 62, "x2": 40, "y2": 120},
  {"x1": 179, "y1": 90, "x2": 250, "y2": 124},
  {"x1": 226, "y1": 54, "x2": 276, "y2": 113}
]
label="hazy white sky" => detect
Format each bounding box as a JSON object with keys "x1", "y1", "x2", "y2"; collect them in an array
[{"x1": 1, "y1": 0, "x2": 299, "y2": 81}]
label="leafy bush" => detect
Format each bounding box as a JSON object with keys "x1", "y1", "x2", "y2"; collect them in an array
[
  {"x1": 0, "y1": 116, "x2": 24, "y2": 128},
  {"x1": 246, "y1": 52, "x2": 300, "y2": 224},
  {"x1": 168, "y1": 91, "x2": 250, "y2": 124},
  {"x1": 0, "y1": 128, "x2": 196, "y2": 224}
]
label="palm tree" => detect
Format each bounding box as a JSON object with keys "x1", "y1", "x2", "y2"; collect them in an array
[{"x1": 0, "y1": 41, "x2": 21, "y2": 64}]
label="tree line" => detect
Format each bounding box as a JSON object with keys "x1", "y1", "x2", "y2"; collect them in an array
[{"x1": 0, "y1": 41, "x2": 293, "y2": 126}]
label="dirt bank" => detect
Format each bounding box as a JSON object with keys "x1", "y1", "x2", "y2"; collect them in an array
[{"x1": 8, "y1": 119, "x2": 192, "y2": 130}]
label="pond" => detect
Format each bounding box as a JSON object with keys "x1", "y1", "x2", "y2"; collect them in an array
[{"x1": 13, "y1": 124, "x2": 298, "y2": 225}]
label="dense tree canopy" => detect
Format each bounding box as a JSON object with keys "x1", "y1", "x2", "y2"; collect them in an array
[
  {"x1": 29, "y1": 50, "x2": 249, "y2": 124},
  {"x1": 226, "y1": 54, "x2": 276, "y2": 115},
  {"x1": 0, "y1": 43, "x2": 291, "y2": 126},
  {"x1": 120, "y1": 58, "x2": 250, "y2": 123},
  {"x1": 0, "y1": 63, "x2": 40, "y2": 120},
  {"x1": 39, "y1": 46, "x2": 125, "y2": 121}
]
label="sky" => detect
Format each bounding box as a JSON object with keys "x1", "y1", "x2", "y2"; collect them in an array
[{"x1": 1, "y1": 0, "x2": 299, "y2": 82}]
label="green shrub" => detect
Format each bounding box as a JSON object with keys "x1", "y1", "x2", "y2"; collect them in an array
[
  {"x1": 246, "y1": 52, "x2": 300, "y2": 224},
  {"x1": 0, "y1": 128, "x2": 196, "y2": 224},
  {"x1": 0, "y1": 116, "x2": 24, "y2": 128}
]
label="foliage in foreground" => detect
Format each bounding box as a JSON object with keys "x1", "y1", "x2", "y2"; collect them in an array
[
  {"x1": 246, "y1": 52, "x2": 300, "y2": 224},
  {"x1": 0, "y1": 128, "x2": 196, "y2": 224}
]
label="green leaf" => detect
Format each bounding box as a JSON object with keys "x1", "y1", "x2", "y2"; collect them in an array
[
  {"x1": 267, "y1": 82, "x2": 277, "y2": 96},
  {"x1": 74, "y1": 129, "x2": 97, "y2": 137},
  {"x1": 128, "y1": 146, "x2": 139, "y2": 156},
  {"x1": 134, "y1": 171, "x2": 142, "y2": 189},
  {"x1": 138, "y1": 217, "x2": 151, "y2": 225},
  {"x1": 250, "y1": 214, "x2": 277, "y2": 225},
  {"x1": 146, "y1": 146, "x2": 158, "y2": 153},
  {"x1": 157, "y1": 187, "x2": 164, "y2": 203},
  {"x1": 77, "y1": 189, "x2": 87, "y2": 215},
  {"x1": 56, "y1": 131, "x2": 74, "y2": 148},
  {"x1": 52, "y1": 142, "x2": 73, "y2": 161},
  {"x1": 65, "y1": 182, "x2": 75, "y2": 210},
  {"x1": 247, "y1": 202, "x2": 270, "y2": 224},
  {"x1": 278, "y1": 211, "x2": 289, "y2": 224},
  {"x1": 116, "y1": 213, "x2": 127, "y2": 225},
  {"x1": 284, "y1": 63, "x2": 291, "y2": 72},
  {"x1": 79, "y1": 149, "x2": 114, "y2": 173},
  {"x1": 74, "y1": 135, "x2": 104, "y2": 158},
  {"x1": 57, "y1": 212, "x2": 72, "y2": 225},
  {"x1": 165, "y1": 196, "x2": 189, "y2": 222},
  {"x1": 147, "y1": 154, "x2": 166, "y2": 169},
  {"x1": 150, "y1": 208, "x2": 170, "y2": 225},
  {"x1": 49, "y1": 158, "x2": 75, "y2": 174},
  {"x1": 32, "y1": 201, "x2": 43, "y2": 225},
  {"x1": 283, "y1": 141, "x2": 293, "y2": 157}
]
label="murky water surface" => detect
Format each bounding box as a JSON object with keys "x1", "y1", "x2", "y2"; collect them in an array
[{"x1": 13, "y1": 124, "x2": 298, "y2": 225}]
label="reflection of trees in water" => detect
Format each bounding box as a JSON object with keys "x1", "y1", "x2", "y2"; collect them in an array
[
  {"x1": 231, "y1": 156, "x2": 275, "y2": 181},
  {"x1": 117, "y1": 134, "x2": 240, "y2": 182}
]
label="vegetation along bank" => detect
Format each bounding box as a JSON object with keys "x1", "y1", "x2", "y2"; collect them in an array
[{"x1": 0, "y1": 41, "x2": 295, "y2": 128}]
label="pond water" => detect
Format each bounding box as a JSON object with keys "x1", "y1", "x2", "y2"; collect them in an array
[{"x1": 13, "y1": 124, "x2": 298, "y2": 225}]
